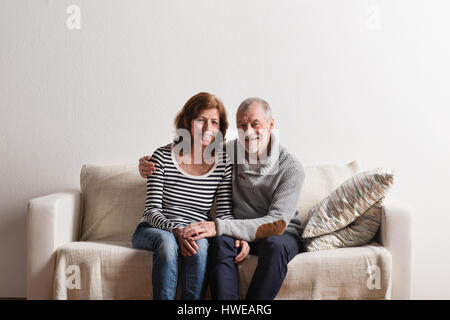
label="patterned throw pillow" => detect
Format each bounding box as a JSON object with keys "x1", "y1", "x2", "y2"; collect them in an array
[
  {"x1": 301, "y1": 169, "x2": 393, "y2": 251},
  {"x1": 303, "y1": 200, "x2": 382, "y2": 251}
]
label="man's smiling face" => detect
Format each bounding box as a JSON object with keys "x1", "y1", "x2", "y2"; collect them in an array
[{"x1": 236, "y1": 102, "x2": 274, "y2": 156}]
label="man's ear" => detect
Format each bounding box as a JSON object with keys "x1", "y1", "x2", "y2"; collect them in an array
[{"x1": 268, "y1": 118, "x2": 274, "y2": 130}]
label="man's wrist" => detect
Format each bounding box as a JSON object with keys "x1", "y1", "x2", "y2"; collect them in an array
[{"x1": 215, "y1": 218, "x2": 227, "y2": 236}]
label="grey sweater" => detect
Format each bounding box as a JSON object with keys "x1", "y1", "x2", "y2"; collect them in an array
[{"x1": 215, "y1": 134, "x2": 306, "y2": 242}]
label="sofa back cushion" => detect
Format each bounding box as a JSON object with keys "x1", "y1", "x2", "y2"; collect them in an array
[
  {"x1": 297, "y1": 161, "x2": 361, "y2": 225},
  {"x1": 80, "y1": 164, "x2": 146, "y2": 241},
  {"x1": 79, "y1": 160, "x2": 361, "y2": 241}
]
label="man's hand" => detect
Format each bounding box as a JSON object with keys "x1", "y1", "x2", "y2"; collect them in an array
[
  {"x1": 234, "y1": 239, "x2": 250, "y2": 264},
  {"x1": 180, "y1": 221, "x2": 217, "y2": 241},
  {"x1": 173, "y1": 227, "x2": 199, "y2": 257},
  {"x1": 139, "y1": 156, "x2": 156, "y2": 178}
]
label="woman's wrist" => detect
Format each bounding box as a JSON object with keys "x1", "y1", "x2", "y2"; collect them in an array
[{"x1": 172, "y1": 227, "x2": 182, "y2": 237}]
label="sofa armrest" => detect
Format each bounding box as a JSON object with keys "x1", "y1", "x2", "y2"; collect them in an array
[
  {"x1": 27, "y1": 190, "x2": 82, "y2": 300},
  {"x1": 378, "y1": 197, "x2": 412, "y2": 300}
]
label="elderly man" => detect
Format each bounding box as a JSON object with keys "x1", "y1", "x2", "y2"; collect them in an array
[{"x1": 139, "y1": 97, "x2": 305, "y2": 300}]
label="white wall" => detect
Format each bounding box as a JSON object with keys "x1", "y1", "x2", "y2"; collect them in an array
[{"x1": 1, "y1": 0, "x2": 449, "y2": 298}]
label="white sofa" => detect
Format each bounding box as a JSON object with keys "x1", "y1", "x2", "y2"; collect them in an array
[{"x1": 26, "y1": 161, "x2": 412, "y2": 300}]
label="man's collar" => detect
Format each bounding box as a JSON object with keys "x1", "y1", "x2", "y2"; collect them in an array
[{"x1": 239, "y1": 132, "x2": 280, "y2": 175}]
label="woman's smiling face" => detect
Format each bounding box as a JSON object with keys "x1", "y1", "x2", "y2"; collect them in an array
[{"x1": 191, "y1": 108, "x2": 220, "y2": 148}]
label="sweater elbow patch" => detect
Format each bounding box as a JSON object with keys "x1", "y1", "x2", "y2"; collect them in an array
[{"x1": 255, "y1": 220, "x2": 286, "y2": 240}]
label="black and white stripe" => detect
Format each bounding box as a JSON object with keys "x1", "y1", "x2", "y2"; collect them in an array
[{"x1": 140, "y1": 143, "x2": 233, "y2": 232}]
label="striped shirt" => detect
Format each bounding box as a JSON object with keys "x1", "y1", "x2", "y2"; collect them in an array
[{"x1": 140, "y1": 143, "x2": 233, "y2": 232}]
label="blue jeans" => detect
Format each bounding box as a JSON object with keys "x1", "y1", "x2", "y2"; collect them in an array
[{"x1": 132, "y1": 222, "x2": 209, "y2": 300}]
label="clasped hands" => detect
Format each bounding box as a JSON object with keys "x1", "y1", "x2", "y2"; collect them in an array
[{"x1": 173, "y1": 221, "x2": 250, "y2": 264}]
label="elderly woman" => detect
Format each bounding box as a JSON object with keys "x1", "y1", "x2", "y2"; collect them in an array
[{"x1": 131, "y1": 92, "x2": 233, "y2": 300}]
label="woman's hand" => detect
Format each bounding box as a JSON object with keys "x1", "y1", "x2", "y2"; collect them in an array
[
  {"x1": 139, "y1": 156, "x2": 156, "y2": 178},
  {"x1": 179, "y1": 221, "x2": 217, "y2": 241},
  {"x1": 234, "y1": 239, "x2": 250, "y2": 264},
  {"x1": 173, "y1": 227, "x2": 199, "y2": 257}
]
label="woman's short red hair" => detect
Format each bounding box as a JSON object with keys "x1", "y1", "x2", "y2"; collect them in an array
[{"x1": 174, "y1": 92, "x2": 228, "y2": 139}]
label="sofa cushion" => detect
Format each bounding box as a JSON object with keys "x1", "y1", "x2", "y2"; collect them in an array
[
  {"x1": 79, "y1": 161, "x2": 361, "y2": 241},
  {"x1": 80, "y1": 164, "x2": 146, "y2": 241},
  {"x1": 53, "y1": 241, "x2": 391, "y2": 300},
  {"x1": 272, "y1": 242, "x2": 392, "y2": 299},
  {"x1": 297, "y1": 161, "x2": 361, "y2": 225},
  {"x1": 54, "y1": 241, "x2": 153, "y2": 299},
  {"x1": 302, "y1": 169, "x2": 394, "y2": 239}
]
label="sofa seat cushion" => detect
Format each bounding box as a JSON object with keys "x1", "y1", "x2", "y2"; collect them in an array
[
  {"x1": 268, "y1": 242, "x2": 392, "y2": 299},
  {"x1": 53, "y1": 241, "x2": 152, "y2": 300},
  {"x1": 53, "y1": 241, "x2": 391, "y2": 300}
]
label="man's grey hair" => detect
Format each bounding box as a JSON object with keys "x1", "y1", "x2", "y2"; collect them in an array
[{"x1": 237, "y1": 97, "x2": 273, "y2": 121}]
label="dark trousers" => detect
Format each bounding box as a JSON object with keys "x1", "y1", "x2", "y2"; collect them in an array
[{"x1": 208, "y1": 233, "x2": 303, "y2": 300}]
